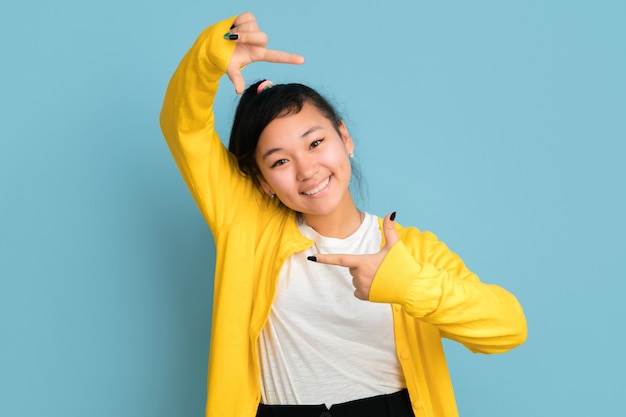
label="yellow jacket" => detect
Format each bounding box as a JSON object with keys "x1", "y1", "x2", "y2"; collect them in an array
[{"x1": 160, "y1": 16, "x2": 527, "y2": 417}]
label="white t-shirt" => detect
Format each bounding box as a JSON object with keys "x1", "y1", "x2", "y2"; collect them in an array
[{"x1": 258, "y1": 212, "x2": 405, "y2": 407}]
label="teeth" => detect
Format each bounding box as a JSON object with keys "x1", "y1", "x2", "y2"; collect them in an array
[{"x1": 303, "y1": 177, "x2": 330, "y2": 195}]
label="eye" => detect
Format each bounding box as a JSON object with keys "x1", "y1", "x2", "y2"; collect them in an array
[
  {"x1": 271, "y1": 159, "x2": 288, "y2": 168},
  {"x1": 309, "y1": 139, "x2": 324, "y2": 149}
]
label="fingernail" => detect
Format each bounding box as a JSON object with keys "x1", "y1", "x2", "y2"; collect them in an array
[
  {"x1": 223, "y1": 32, "x2": 239, "y2": 40},
  {"x1": 307, "y1": 256, "x2": 317, "y2": 262},
  {"x1": 390, "y1": 212, "x2": 396, "y2": 221},
  {"x1": 230, "y1": 23, "x2": 236, "y2": 30}
]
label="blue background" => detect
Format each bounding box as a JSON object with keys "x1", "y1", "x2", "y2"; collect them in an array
[{"x1": 1, "y1": 1, "x2": 624, "y2": 416}]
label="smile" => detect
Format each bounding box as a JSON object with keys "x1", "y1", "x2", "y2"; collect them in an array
[{"x1": 302, "y1": 176, "x2": 331, "y2": 196}]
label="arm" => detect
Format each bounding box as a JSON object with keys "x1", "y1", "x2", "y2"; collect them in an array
[
  {"x1": 312, "y1": 214, "x2": 527, "y2": 354},
  {"x1": 159, "y1": 16, "x2": 245, "y2": 230},
  {"x1": 159, "y1": 13, "x2": 304, "y2": 230},
  {"x1": 369, "y1": 227, "x2": 527, "y2": 354}
]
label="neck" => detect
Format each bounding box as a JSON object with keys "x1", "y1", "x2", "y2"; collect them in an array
[{"x1": 302, "y1": 196, "x2": 362, "y2": 238}]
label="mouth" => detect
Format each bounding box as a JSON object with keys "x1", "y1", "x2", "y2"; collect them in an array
[{"x1": 301, "y1": 176, "x2": 331, "y2": 196}]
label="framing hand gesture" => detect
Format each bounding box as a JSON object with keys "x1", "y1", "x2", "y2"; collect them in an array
[
  {"x1": 226, "y1": 12, "x2": 305, "y2": 94},
  {"x1": 310, "y1": 213, "x2": 399, "y2": 300}
]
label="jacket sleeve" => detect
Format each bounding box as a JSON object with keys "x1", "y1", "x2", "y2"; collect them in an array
[
  {"x1": 369, "y1": 228, "x2": 527, "y2": 354},
  {"x1": 159, "y1": 16, "x2": 259, "y2": 231}
]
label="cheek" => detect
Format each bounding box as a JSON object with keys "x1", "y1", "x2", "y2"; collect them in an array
[
  {"x1": 326, "y1": 149, "x2": 351, "y2": 173},
  {"x1": 263, "y1": 169, "x2": 294, "y2": 193}
]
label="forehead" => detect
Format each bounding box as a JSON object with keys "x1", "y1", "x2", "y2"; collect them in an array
[{"x1": 256, "y1": 103, "x2": 333, "y2": 148}]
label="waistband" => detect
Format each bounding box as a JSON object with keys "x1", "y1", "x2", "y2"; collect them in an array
[{"x1": 256, "y1": 389, "x2": 415, "y2": 417}]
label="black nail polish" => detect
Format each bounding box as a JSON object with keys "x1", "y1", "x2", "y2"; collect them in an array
[
  {"x1": 230, "y1": 23, "x2": 236, "y2": 29},
  {"x1": 307, "y1": 256, "x2": 317, "y2": 262},
  {"x1": 390, "y1": 212, "x2": 396, "y2": 221},
  {"x1": 223, "y1": 32, "x2": 239, "y2": 40}
]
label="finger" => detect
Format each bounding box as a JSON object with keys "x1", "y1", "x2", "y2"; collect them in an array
[
  {"x1": 231, "y1": 31, "x2": 269, "y2": 48},
  {"x1": 354, "y1": 288, "x2": 367, "y2": 300},
  {"x1": 226, "y1": 68, "x2": 246, "y2": 95},
  {"x1": 383, "y1": 211, "x2": 400, "y2": 248},
  {"x1": 308, "y1": 253, "x2": 360, "y2": 268},
  {"x1": 229, "y1": 20, "x2": 260, "y2": 34},
  {"x1": 227, "y1": 33, "x2": 304, "y2": 64},
  {"x1": 352, "y1": 277, "x2": 370, "y2": 300},
  {"x1": 231, "y1": 11, "x2": 257, "y2": 28},
  {"x1": 262, "y1": 48, "x2": 305, "y2": 65}
]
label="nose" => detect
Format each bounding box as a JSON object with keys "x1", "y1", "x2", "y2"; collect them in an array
[{"x1": 295, "y1": 156, "x2": 318, "y2": 181}]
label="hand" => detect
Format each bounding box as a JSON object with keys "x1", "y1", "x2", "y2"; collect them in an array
[
  {"x1": 310, "y1": 212, "x2": 399, "y2": 300},
  {"x1": 226, "y1": 12, "x2": 305, "y2": 94}
]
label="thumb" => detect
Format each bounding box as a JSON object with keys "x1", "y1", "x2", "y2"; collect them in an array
[
  {"x1": 226, "y1": 66, "x2": 246, "y2": 95},
  {"x1": 383, "y1": 211, "x2": 400, "y2": 249}
]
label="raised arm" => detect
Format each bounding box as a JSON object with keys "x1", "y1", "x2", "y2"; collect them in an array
[{"x1": 159, "y1": 13, "x2": 304, "y2": 230}]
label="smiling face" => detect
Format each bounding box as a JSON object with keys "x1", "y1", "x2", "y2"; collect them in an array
[{"x1": 255, "y1": 102, "x2": 355, "y2": 219}]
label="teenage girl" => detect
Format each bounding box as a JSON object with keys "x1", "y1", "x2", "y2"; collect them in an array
[{"x1": 160, "y1": 11, "x2": 527, "y2": 417}]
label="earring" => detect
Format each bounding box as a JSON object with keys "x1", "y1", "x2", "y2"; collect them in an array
[{"x1": 349, "y1": 151, "x2": 355, "y2": 158}]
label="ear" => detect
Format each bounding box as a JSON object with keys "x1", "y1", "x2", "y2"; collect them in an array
[
  {"x1": 257, "y1": 175, "x2": 274, "y2": 196},
  {"x1": 337, "y1": 120, "x2": 355, "y2": 156}
]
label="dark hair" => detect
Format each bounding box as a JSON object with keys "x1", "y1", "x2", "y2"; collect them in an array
[{"x1": 228, "y1": 80, "x2": 343, "y2": 183}]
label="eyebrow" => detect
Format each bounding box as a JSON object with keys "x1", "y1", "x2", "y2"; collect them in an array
[{"x1": 261, "y1": 125, "x2": 324, "y2": 161}]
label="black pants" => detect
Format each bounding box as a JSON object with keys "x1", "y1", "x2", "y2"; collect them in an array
[{"x1": 256, "y1": 389, "x2": 415, "y2": 417}]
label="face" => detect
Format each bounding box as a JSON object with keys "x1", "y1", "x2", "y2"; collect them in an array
[{"x1": 255, "y1": 102, "x2": 355, "y2": 217}]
